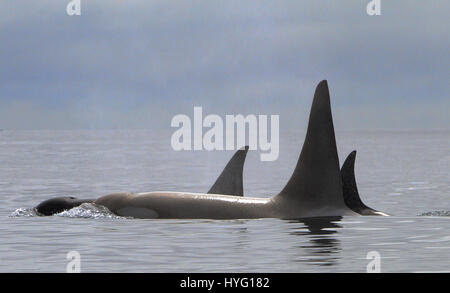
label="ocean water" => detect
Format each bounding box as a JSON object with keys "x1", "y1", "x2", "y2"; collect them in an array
[{"x1": 0, "y1": 129, "x2": 448, "y2": 272}]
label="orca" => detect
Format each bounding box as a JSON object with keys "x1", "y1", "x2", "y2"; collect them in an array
[
  {"x1": 93, "y1": 80, "x2": 381, "y2": 219},
  {"x1": 341, "y1": 151, "x2": 389, "y2": 216},
  {"x1": 33, "y1": 147, "x2": 249, "y2": 216}
]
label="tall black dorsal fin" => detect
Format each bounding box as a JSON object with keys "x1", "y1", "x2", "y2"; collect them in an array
[
  {"x1": 341, "y1": 151, "x2": 387, "y2": 216},
  {"x1": 276, "y1": 80, "x2": 347, "y2": 209},
  {"x1": 207, "y1": 146, "x2": 249, "y2": 196}
]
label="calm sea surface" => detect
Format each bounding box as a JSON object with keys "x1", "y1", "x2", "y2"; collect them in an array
[{"x1": 0, "y1": 130, "x2": 448, "y2": 272}]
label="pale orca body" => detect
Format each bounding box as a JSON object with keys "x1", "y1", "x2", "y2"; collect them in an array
[
  {"x1": 94, "y1": 80, "x2": 375, "y2": 219},
  {"x1": 34, "y1": 147, "x2": 249, "y2": 216},
  {"x1": 94, "y1": 191, "x2": 356, "y2": 219}
]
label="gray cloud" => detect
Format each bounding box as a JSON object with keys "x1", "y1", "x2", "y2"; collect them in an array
[{"x1": 0, "y1": 0, "x2": 448, "y2": 130}]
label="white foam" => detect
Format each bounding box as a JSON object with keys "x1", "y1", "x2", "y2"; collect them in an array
[
  {"x1": 9, "y1": 208, "x2": 37, "y2": 217},
  {"x1": 57, "y1": 203, "x2": 124, "y2": 219}
]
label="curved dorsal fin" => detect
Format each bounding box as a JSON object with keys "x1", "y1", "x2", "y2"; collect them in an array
[
  {"x1": 276, "y1": 80, "x2": 347, "y2": 210},
  {"x1": 341, "y1": 151, "x2": 387, "y2": 216},
  {"x1": 207, "y1": 146, "x2": 249, "y2": 196}
]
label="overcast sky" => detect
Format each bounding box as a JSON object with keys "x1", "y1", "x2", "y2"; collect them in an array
[{"x1": 0, "y1": 1, "x2": 448, "y2": 130}]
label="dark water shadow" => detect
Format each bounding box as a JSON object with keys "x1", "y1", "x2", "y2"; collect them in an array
[{"x1": 287, "y1": 216, "x2": 343, "y2": 267}]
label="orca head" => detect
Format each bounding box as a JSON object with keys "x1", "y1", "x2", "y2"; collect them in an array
[{"x1": 35, "y1": 197, "x2": 93, "y2": 216}]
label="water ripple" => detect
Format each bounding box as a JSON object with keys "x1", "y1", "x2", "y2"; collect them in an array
[{"x1": 419, "y1": 211, "x2": 450, "y2": 217}]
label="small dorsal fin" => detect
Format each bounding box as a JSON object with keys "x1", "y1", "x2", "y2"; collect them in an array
[
  {"x1": 276, "y1": 80, "x2": 347, "y2": 210},
  {"x1": 341, "y1": 151, "x2": 387, "y2": 216},
  {"x1": 207, "y1": 146, "x2": 249, "y2": 196}
]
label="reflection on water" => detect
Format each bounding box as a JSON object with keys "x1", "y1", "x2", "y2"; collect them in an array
[{"x1": 289, "y1": 217, "x2": 342, "y2": 267}]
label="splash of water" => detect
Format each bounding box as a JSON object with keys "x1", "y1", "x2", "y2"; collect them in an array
[
  {"x1": 57, "y1": 203, "x2": 125, "y2": 219},
  {"x1": 9, "y1": 208, "x2": 38, "y2": 217},
  {"x1": 10, "y1": 203, "x2": 126, "y2": 220}
]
